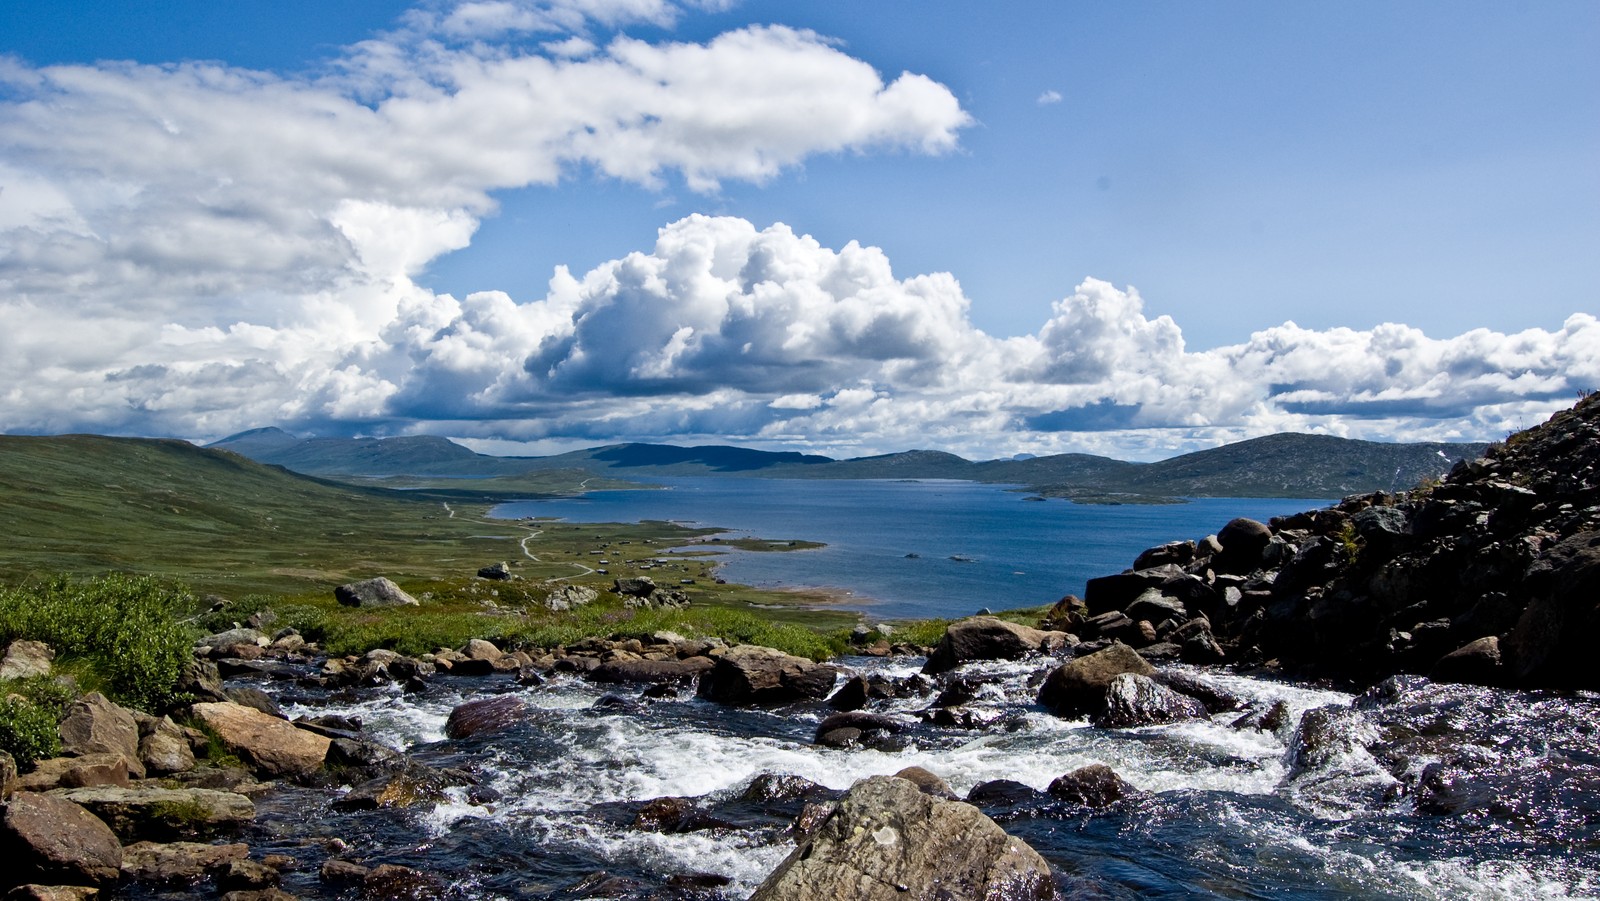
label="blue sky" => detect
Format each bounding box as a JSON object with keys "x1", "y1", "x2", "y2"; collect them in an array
[{"x1": 1, "y1": 1, "x2": 1596, "y2": 459}]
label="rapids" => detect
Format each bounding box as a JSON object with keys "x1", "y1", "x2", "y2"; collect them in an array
[{"x1": 128, "y1": 655, "x2": 1600, "y2": 900}]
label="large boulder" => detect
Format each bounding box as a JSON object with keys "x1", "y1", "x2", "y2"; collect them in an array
[
  {"x1": 0, "y1": 641, "x2": 55, "y2": 681},
  {"x1": 921, "y1": 616, "x2": 1072, "y2": 675},
  {"x1": 333, "y1": 577, "x2": 419, "y2": 608},
  {"x1": 590, "y1": 657, "x2": 714, "y2": 685},
  {"x1": 121, "y1": 841, "x2": 249, "y2": 882},
  {"x1": 543, "y1": 584, "x2": 598, "y2": 611},
  {"x1": 1215, "y1": 517, "x2": 1273, "y2": 573},
  {"x1": 443, "y1": 695, "x2": 527, "y2": 740},
  {"x1": 53, "y1": 786, "x2": 254, "y2": 843},
  {"x1": 190, "y1": 702, "x2": 331, "y2": 779},
  {"x1": 1505, "y1": 531, "x2": 1600, "y2": 687},
  {"x1": 749, "y1": 774, "x2": 1056, "y2": 901},
  {"x1": 1047, "y1": 764, "x2": 1138, "y2": 808},
  {"x1": 0, "y1": 793, "x2": 122, "y2": 888},
  {"x1": 1092, "y1": 673, "x2": 1209, "y2": 729},
  {"x1": 696, "y1": 646, "x2": 838, "y2": 706},
  {"x1": 57, "y1": 694, "x2": 141, "y2": 775},
  {"x1": 1037, "y1": 642, "x2": 1155, "y2": 718}
]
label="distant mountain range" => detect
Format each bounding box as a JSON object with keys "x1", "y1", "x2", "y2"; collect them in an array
[{"x1": 208, "y1": 427, "x2": 1491, "y2": 500}]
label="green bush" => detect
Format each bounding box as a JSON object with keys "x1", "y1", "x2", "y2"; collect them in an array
[
  {"x1": 0, "y1": 676, "x2": 74, "y2": 768},
  {"x1": 0, "y1": 574, "x2": 196, "y2": 711}
]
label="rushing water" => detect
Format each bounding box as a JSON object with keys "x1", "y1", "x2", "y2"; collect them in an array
[
  {"x1": 136, "y1": 656, "x2": 1600, "y2": 901},
  {"x1": 491, "y1": 478, "x2": 1329, "y2": 619}
]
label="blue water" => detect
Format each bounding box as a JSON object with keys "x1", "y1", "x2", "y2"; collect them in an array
[{"x1": 492, "y1": 479, "x2": 1327, "y2": 619}]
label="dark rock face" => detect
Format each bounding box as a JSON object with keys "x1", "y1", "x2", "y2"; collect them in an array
[
  {"x1": 749, "y1": 774, "x2": 1056, "y2": 901},
  {"x1": 0, "y1": 793, "x2": 123, "y2": 888},
  {"x1": 814, "y1": 712, "x2": 905, "y2": 750},
  {"x1": 1037, "y1": 642, "x2": 1154, "y2": 718},
  {"x1": 1093, "y1": 673, "x2": 1208, "y2": 729},
  {"x1": 696, "y1": 645, "x2": 838, "y2": 706},
  {"x1": 1047, "y1": 764, "x2": 1137, "y2": 808},
  {"x1": 444, "y1": 695, "x2": 527, "y2": 740},
  {"x1": 590, "y1": 657, "x2": 713, "y2": 685},
  {"x1": 333, "y1": 576, "x2": 418, "y2": 608}
]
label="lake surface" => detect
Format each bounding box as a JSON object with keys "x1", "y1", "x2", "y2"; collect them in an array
[{"x1": 492, "y1": 478, "x2": 1328, "y2": 619}]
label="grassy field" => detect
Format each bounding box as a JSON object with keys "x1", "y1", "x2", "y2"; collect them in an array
[{"x1": 0, "y1": 435, "x2": 859, "y2": 635}]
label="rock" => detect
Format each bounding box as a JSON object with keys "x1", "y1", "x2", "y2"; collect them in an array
[
  {"x1": 319, "y1": 859, "x2": 370, "y2": 883},
  {"x1": 333, "y1": 577, "x2": 419, "y2": 608},
  {"x1": 1, "y1": 750, "x2": 15, "y2": 797},
  {"x1": 965, "y1": 779, "x2": 1042, "y2": 809},
  {"x1": 0, "y1": 793, "x2": 122, "y2": 887},
  {"x1": 5, "y1": 887, "x2": 101, "y2": 900},
  {"x1": 0, "y1": 641, "x2": 55, "y2": 681},
  {"x1": 1506, "y1": 531, "x2": 1600, "y2": 687},
  {"x1": 175, "y1": 659, "x2": 228, "y2": 703},
  {"x1": 696, "y1": 645, "x2": 839, "y2": 706},
  {"x1": 14, "y1": 755, "x2": 137, "y2": 792},
  {"x1": 814, "y1": 712, "x2": 905, "y2": 749},
  {"x1": 1047, "y1": 764, "x2": 1136, "y2": 808},
  {"x1": 590, "y1": 657, "x2": 713, "y2": 685},
  {"x1": 138, "y1": 718, "x2": 197, "y2": 776},
  {"x1": 1037, "y1": 642, "x2": 1155, "y2": 718},
  {"x1": 477, "y1": 562, "x2": 513, "y2": 580},
  {"x1": 749, "y1": 774, "x2": 1055, "y2": 901},
  {"x1": 1430, "y1": 636, "x2": 1504, "y2": 686},
  {"x1": 543, "y1": 584, "x2": 598, "y2": 611},
  {"x1": 740, "y1": 774, "x2": 828, "y2": 803},
  {"x1": 197, "y1": 628, "x2": 266, "y2": 652},
  {"x1": 1215, "y1": 517, "x2": 1272, "y2": 573},
  {"x1": 443, "y1": 694, "x2": 527, "y2": 740},
  {"x1": 120, "y1": 840, "x2": 249, "y2": 882},
  {"x1": 1124, "y1": 590, "x2": 1188, "y2": 627},
  {"x1": 892, "y1": 766, "x2": 956, "y2": 800},
  {"x1": 216, "y1": 858, "x2": 279, "y2": 892},
  {"x1": 825, "y1": 676, "x2": 870, "y2": 711},
  {"x1": 630, "y1": 796, "x2": 733, "y2": 833},
  {"x1": 1084, "y1": 564, "x2": 1188, "y2": 614},
  {"x1": 53, "y1": 786, "x2": 255, "y2": 842},
  {"x1": 363, "y1": 863, "x2": 441, "y2": 900},
  {"x1": 219, "y1": 889, "x2": 297, "y2": 901},
  {"x1": 1134, "y1": 540, "x2": 1197, "y2": 571},
  {"x1": 333, "y1": 763, "x2": 467, "y2": 811},
  {"x1": 613, "y1": 577, "x2": 658, "y2": 598},
  {"x1": 458, "y1": 639, "x2": 503, "y2": 662},
  {"x1": 1093, "y1": 673, "x2": 1208, "y2": 728},
  {"x1": 223, "y1": 687, "x2": 285, "y2": 720},
  {"x1": 1153, "y1": 671, "x2": 1245, "y2": 714},
  {"x1": 921, "y1": 616, "x2": 1071, "y2": 675},
  {"x1": 57, "y1": 694, "x2": 141, "y2": 774},
  {"x1": 1231, "y1": 700, "x2": 1292, "y2": 734},
  {"x1": 189, "y1": 703, "x2": 331, "y2": 779}
]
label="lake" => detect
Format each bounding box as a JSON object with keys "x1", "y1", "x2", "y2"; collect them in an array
[{"x1": 492, "y1": 478, "x2": 1328, "y2": 620}]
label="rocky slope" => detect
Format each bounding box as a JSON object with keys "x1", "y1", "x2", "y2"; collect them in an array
[{"x1": 1053, "y1": 393, "x2": 1599, "y2": 689}]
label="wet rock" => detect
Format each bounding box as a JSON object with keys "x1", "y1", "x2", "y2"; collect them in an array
[
  {"x1": 53, "y1": 786, "x2": 255, "y2": 842},
  {"x1": 334, "y1": 763, "x2": 467, "y2": 811},
  {"x1": 1430, "y1": 636, "x2": 1504, "y2": 686},
  {"x1": 1093, "y1": 673, "x2": 1208, "y2": 729},
  {"x1": 216, "y1": 858, "x2": 279, "y2": 892},
  {"x1": 1231, "y1": 700, "x2": 1292, "y2": 735},
  {"x1": 740, "y1": 774, "x2": 828, "y2": 803},
  {"x1": 5, "y1": 887, "x2": 101, "y2": 900},
  {"x1": 814, "y1": 712, "x2": 905, "y2": 749},
  {"x1": 1280, "y1": 705, "x2": 1398, "y2": 817},
  {"x1": 0, "y1": 641, "x2": 55, "y2": 681},
  {"x1": 58, "y1": 694, "x2": 141, "y2": 775},
  {"x1": 696, "y1": 645, "x2": 839, "y2": 706},
  {"x1": 120, "y1": 840, "x2": 249, "y2": 882},
  {"x1": 749, "y1": 774, "x2": 1056, "y2": 901},
  {"x1": 1047, "y1": 764, "x2": 1137, "y2": 808},
  {"x1": 825, "y1": 675, "x2": 870, "y2": 711},
  {"x1": 631, "y1": 796, "x2": 734, "y2": 833},
  {"x1": 443, "y1": 694, "x2": 527, "y2": 740},
  {"x1": 1153, "y1": 671, "x2": 1245, "y2": 714},
  {"x1": 333, "y1": 577, "x2": 418, "y2": 608},
  {"x1": 362, "y1": 863, "x2": 442, "y2": 900},
  {"x1": 965, "y1": 779, "x2": 1042, "y2": 809},
  {"x1": 0, "y1": 792, "x2": 122, "y2": 888},
  {"x1": 590, "y1": 657, "x2": 713, "y2": 685},
  {"x1": 223, "y1": 687, "x2": 285, "y2": 720},
  {"x1": 1037, "y1": 642, "x2": 1155, "y2": 718},
  {"x1": 190, "y1": 703, "x2": 331, "y2": 779},
  {"x1": 920, "y1": 616, "x2": 1072, "y2": 675},
  {"x1": 219, "y1": 889, "x2": 297, "y2": 901},
  {"x1": 892, "y1": 766, "x2": 956, "y2": 800},
  {"x1": 917, "y1": 706, "x2": 1002, "y2": 729},
  {"x1": 318, "y1": 859, "x2": 370, "y2": 884}
]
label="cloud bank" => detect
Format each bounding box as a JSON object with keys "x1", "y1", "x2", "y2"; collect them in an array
[{"x1": 1, "y1": 1, "x2": 1592, "y2": 459}]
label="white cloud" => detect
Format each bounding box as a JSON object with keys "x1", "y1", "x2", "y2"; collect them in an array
[{"x1": 1036, "y1": 89, "x2": 1062, "y2": 105}]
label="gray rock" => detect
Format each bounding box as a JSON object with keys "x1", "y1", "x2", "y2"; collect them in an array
[
  {"x1": 1093, "y1": 673, "x2": 1209, "y2": 728},
  {"x1": 196, "y1": 628, "x2": 266, "y2": 652},
  {"x1": 749, "y1": 774, "x2": 1056, "y2": 901},
  {"x1": 921, "y1": 616, "x2": 1072, "y2": 675},
  {"x1": 54, "y1": 786, "x2": 255, "y2": 843},
  {"x1": 138, "y1": 717, "x2": 197, "y2": 776},
  {"x1": 58, "y1": 694, "x2": 142, "y2": 776},
  {"x1": 1124, "y1": 590, "x2": 1187, "y2": 626},
  {"x1": 696, "y1": 645, "x2": 839, "y2": 706},
  {"x1": 613, "y1": 577, "x2": 658, "y2": 598},
  {"x1": 0, "y1": 641, "x2": 55, "y2": 681},
  {"x1": 120, "y1": 840, "x2": 249, "y2": 882},
  {"x1": 333, "y1": 577, "x2": 419, "y2": 608},
  {"x1": 1037, "y1": 642, "x2": 1155, "y2": 718},
  {"x1": 0, "y1": 792, "x2": 123, "y2": 886},
  {"x1": 543, "y1": 584, "x2": 598, "y2": 611}
]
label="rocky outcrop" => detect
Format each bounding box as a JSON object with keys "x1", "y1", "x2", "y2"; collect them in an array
[
  {"x1": 1064, "y1": 395, "x2": 1600, "y2": 690},
  {"x1": 920, "y1": 616, "x2": 1073, "y2": 674},
  {"x1": 0, "y1": 641, "x2": 55, "y2": 681},
  {"x1": 543, "y1": 584, "x2": 597, "y2": 611},
  {"x1": 696, "y1": 645, "x2": 838, "y2": 706},
  {"x1": 120, "y1": 841, "x2": 249, "y2": 882},
  {"x1": 333, "y1": 577, "x2": 418, "y2": 608},
  {"x1": 0, "y1": 793, "x2": 122, "y2": 889},
  {"x1": 53, "y1": 786, "x2": 255, "y2": 842},
  {"x1": 749, "y1": 774, "x2": 1055, "y2": 901},
  {"x1": 190, "y1": 702, "x2": 331, "y2": 779}
]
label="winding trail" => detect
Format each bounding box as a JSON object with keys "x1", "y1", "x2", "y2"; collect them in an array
[{"x1": 509, "y1": 524, "x2": 594, "y2": 583}]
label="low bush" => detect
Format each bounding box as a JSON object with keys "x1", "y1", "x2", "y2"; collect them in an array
[
  {"x1": 0, "y1": 574, "x2": 195, "y2": 711},
  {"x1": 0, "y1": 675, "x2": 75, "y2": 768}
]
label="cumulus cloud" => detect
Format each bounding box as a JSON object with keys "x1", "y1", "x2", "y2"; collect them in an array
[
  {"x1": 0, "y1": 1, "x2": 1590, "y2": 460},
  {"x1": 1036, "y1": 89, "x2": 1062, "y2": 105}
]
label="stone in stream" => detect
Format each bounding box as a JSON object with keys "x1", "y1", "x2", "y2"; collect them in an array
[
  {"x1": 333, "y1": 576, "x2": 419, "y2": 608},
  {"x1": 749, "y1": 774, "x2": 1056, "y2": 901},
  {"x1": 590, "y1": 657, "x2": 714, "y2": 685},
  {"x1": 120, "y1": 840, "x2": 250, "y2": 882},
  {"x1": 1036, "y1": 642, "x2": 1155, "y2": 718},
  {"x1": 696, "y1": 645, "x2": 839, "y2": 706},
  {"x1": 814, "y1": 712, "x2": 906, "y2": 750},
  {"x1": 1047, "y1": 764, "x2": 1138, "y2": 808},
  {"x1": 53, "y1": 786, "x2": 255, "y2": 843},
  {"x1": 1092, "y1": 673, "x2": 1208, "y2": 729},
  {"x1": 189, "y1": 703, "x2": 331, "y2": 779},
  {"x1": 920, "y1": 616, "x2": 1074, "y2": 675},
  {"x1": 0, "y1": 792, "x2": 123, "y2": 888},
  {"x1": 6, "y1": 887, "x2": 103, "y2": 900},
  {"x1": 444, "y1": 694, "x2": 527, "y2": 740}
]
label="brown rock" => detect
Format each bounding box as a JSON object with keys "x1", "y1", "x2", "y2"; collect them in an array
[
  {"x1": 443, "y1": 695, "x2": 527, "y2": 740},
  {"x1": 120, "y1": 840, "x2": 249, "y2": 882},
  {"x1": 363, "y1": 863, "x2": 441, "y2": 900},
  {"x1": 56, "y1": 785, "x2": 255, "y2": 843},
  {"x1": 58, "y1": 694, "x2": 142, "y2": 777},
  {"x1": 1047, "y1": 764, "x2": 1137, "y2": 808},
  {"x1": 696, "y1": 645, "x2": 839, "y2": 706},
  {"x1": 190, "y1": 703, "x2": 331, "y2": 778},
  {"x1": 138, "y1": 718, "x2": 196, "y2": 776},
  {"x1": 0, "y1": 792, "x2": 123, "y2": 887},
  {"x1": 5, "y1": 887, "x2": 100, "y2": 900},
  {"x1": 921, "y1": 616, "x2": 1073, "y2": 675},
  {"x1": 1037, "y1": 642, "x2": 1155, "y2": 718}
]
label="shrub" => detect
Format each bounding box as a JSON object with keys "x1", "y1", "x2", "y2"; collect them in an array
[
  {"x1": 0, "y1": 574, "x2": 195, "y2": 711},
  {"x1": 0, "y1": 676, "x2": 74, "y2": 768}
]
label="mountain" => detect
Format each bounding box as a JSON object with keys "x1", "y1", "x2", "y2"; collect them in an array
[{"x1": 208, "y1": 429, "x2": 1490, "y2": 499}]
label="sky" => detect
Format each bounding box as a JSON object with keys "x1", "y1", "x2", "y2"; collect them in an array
[{"x1": 1, "y1": 0, "x2": 1596, "y2": 461}]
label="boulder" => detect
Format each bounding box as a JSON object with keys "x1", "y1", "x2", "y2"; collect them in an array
[
  {"x1": 1037, "y1": 642, "x2": 1155, "y2": 718},
  {"x1": 333, "y1": 577, "x2": 418, "y2": 608},
  {"x1": 591, "y1": 657, "x2": 713, "y2": 685},
  {"x1": 0, "y1": 641, "x2": 55, "y2": 681},
  {"x1": 120, "y1": 840, "x2": 249, "y2": 882},
  {"x1": 333, "y1": 763, "x2": 469, "y2": 811},
  {"x1": 0, "y1": 793, "x2": 122, "y2": 888},
  {"x1": 190, "y1": 703, "x2": 331, "y2": 779},
  {"x1": 892, "y1": 766, "x2": 956, "y2": 800},
  {"x1": 543, "y1": 584, "x2": 598, "y2": 611},
  {"x1": 362, "y1": 863, "x2": 442, "y2": 900},
  {"x1": 175, "y1": 659, "x2": 228, "y2": 703},
  {"x1": 458, "y1": 639, "x2": 504, "y2": 662},
  {"x1": 222, "y1": 687, "x2": 284, "y2": 720},
  {"x1": 57, "y1": 695, "x2": 141, "y2": 774},
  {"x1": 1084, "y1": 564, "x2": 1188, "y2": 614},
  {"x1": 53, "y1": 786, "x2": 255, "y2": 843},
  {"x1": 1124, "y1": 590, "x2": 1187, "y2": 627},
  {"x1": 138, "y1": 718, "x2": 197, "y2": 776},
  {"x1": 814, "y1": 712, "x2": 905, "y2": 750},
  {"x1": 196, "y1": 628, "x2": 266, "y2": 653},
  {"x1": 1, "y1": 750, "x2": 15, "y2": 797},
  {"x1": 1093, "y1": 674, "x2": 1208, "y2": 729},
  {"x1": 1215, "y1": 517, "x2": 1272, "y2": 573},
  {"x1": 476, "y1": 562, "x2": 513, "y2": 581},
  {"x1": 444, "y1": 694, "x2": 527, "y2": 740},
  {"x1": 613, "y1": 577, "x2": 658, "y2": 598},
  {"x1": 5, "y1": 887, "x2": 101, "y2": 900},
  {"x1": 749, "y1": 774, "x2": 1055, "y2": 901},
  {"x1": 921, "y1": 616, "x2": 1072, "y2": 675},
  {"x1": 1047, "y1": 764, "x2": 1136, "y2": 808},
  {"x1": 14, "y1": 755, "x2": 137, "y2": 792},
  {"x1": 1505, "y1": 531, "x2": 1600, "y2": 687},
  {"x1": 1430, "y1": 636, "x2": 1504, "y2": 686},
  {"x1": 696, "y1": 645, "x2": 839, "y2": 706},
  {"x1": 630, "y1": 796, "x2": 733, "y2": 833}
]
